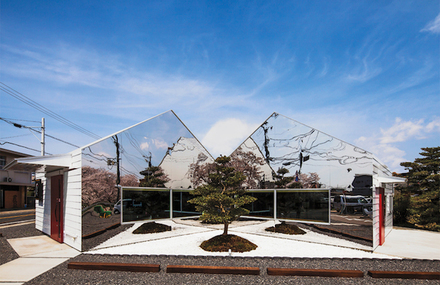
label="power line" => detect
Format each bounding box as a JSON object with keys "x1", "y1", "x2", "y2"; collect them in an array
[
  {"x1": 0, "y1": 82, "x2": 101, "y2": 140},
  {"x1": 0, "y1": 134, "x2": 32, "y2": 140},
  {"x1": 0, "y1": 118, "x2": 40, "y2": 123},
  {"x1": 0, "y1": 117, "x2": 80, "y2": 148},
  {"x1": 0, "y1": 141, "x2": 52, "y2": 155}
]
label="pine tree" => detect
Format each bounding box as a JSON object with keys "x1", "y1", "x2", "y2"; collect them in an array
[
  {"x1": 398, "y1": 147, "x2": 440, "y2": 231},
  {"x1": 188, "y1": 156, "x2": 257, "y2": 235}
]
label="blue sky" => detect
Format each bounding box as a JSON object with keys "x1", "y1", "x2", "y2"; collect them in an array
[{"x1": 1, "y1": 0, "x2": 439, "y2": 172}]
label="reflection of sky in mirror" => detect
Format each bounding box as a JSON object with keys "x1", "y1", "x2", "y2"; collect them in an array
[
  {"x1": 82, "y1": 111, "x2": 196, "y2": 180},
  {"x1": 247, "y1": 113, "x2": 373, "y2": 189}
]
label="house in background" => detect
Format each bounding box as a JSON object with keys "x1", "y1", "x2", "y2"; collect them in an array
[{"x1": 0, "y1": 148, "x2": 34, "y2": 209}]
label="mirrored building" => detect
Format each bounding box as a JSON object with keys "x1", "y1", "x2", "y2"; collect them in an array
[
  {"x1": 6, "y1": 111, "x2": 404, "y2": 251},
  {"x1": 231, "y1": 112, "x2": 404, "y2": 248}
]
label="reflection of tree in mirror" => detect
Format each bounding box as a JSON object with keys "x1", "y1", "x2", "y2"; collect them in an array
[
  {"x1": 230, "y1": 149, "x2": 265, "y2": 189},
  {"x1": 124, "y1": 190, "x2": 169, "y2": 220},
  {"x1": 274, "y1": 167, "x2": 296, "y2": 188},
  {"x1": 82, "y1": 166, "x2": 138, "y2": 207},
  {"x1": 120, "y1": 174, "x2": 139, "y2": 187},
  {"x1": 139, "y1": 166, "x2": 170, "y2": 188},
  {"x1": 272, "y1": 167, "x2": 320, "y2": 189},
  {"x1": 299, "y1": 172, "x2": 320, "y2": 188}
]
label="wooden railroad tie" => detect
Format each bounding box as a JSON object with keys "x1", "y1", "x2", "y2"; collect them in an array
[
  {"x1": 67, "y1": 262, "x2": 160, "y2": 273},
  {"x1": 267, "y1": 268, "x2": 364, "y2": 278},
  {"x1": 368, "y1": 270, "x2": 440, "y2": 280},
  {"x1": 166, "y1": 265, "x2": 260, "y2": 275}
]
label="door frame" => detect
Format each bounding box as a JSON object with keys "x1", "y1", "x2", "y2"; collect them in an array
[{"x1": 50, "y1": 175, "x2": 64, "y2": 243}]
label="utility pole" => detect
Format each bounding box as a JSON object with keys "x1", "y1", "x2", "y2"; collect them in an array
[{"x1": 41, "y1": 117, "x2": 45, "y2": 156}]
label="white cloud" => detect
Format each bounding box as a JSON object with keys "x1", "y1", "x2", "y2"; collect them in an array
[
  {"x1": 426, "y1": 117, "x2": 440, "y2": 133},
  {"x1": 355, "y1": 117, "x2": 440, "y2": 172},
  {"x1": 380, "y1": 117, "x2": 425, "y2": 143},
  {"x1": 0, "y1": 43, "x2": 249, "y2": 118},
  {"x1": 201, "y1": 118, "x2": 259, "y2": 157},
  {"x1": 421, "y1": 13, "x2": 440, "y2": 34}
]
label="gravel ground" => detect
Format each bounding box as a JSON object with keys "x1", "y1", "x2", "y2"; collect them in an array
[
  {"x1": 82, "y1": 224, "x2": 133, "y2": 251},
  {"x1": 25, "y1": 254, "x2": 440, "y2": 285},
  {"x1": 0, "y1": 223, "x2": 44, "y2": 239},
  {"x1": 2, "y1": 222, "x2": 439, "y2": 284},
  {"x1": 299, "y1": 222, "x2": 373, "y2": 247},
  {"x1": 0, "y1": 236, "x2": 19, "y2": 266}
]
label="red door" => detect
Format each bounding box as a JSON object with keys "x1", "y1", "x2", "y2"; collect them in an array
[
  {"x1": 378, "y1": 187, "x2": 385, "y2": 245},
  {"x1": 51, "y1": 175, "x2": 64, "y2": 243}
]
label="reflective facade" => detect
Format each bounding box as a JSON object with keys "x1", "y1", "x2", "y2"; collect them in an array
[
  {"x1": 80, "y1": 111, "x2": 375, "y2": 249},
  {"x1": 81, "y1": 111, "x2": 212, "y2": 244},
  {"x1": 232, "y1": 112, "x2": 374, "y2": 243},
  {"x1": 234, "y1": 112, "x2": 374, "y2": 190}
]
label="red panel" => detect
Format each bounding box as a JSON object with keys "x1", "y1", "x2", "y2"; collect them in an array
[
  {"x1": 378, "y1": 187, "x2": 385, "y2": 245},
  {"x1": 50, "y1": 175, "x2": 64, "y2": 243}
]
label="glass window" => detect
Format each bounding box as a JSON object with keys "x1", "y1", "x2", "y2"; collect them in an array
[{"x1": 0, "y1": 156, "x2": 6, "y2": 169}]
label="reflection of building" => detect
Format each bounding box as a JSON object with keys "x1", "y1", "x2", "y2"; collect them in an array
[
  {"x1": 0, "y1": 148, "x2": 34, "y2": 209},
  {"x1": 350, "y1": 174, "x2": 373, "y2": 196}
]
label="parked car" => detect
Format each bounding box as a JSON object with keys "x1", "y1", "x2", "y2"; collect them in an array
[
  {"x1": 113, "y1": 199, "x2": 143, "y2": 214},
  {"x1": 333, "y1": 195, "x2": 371, "y2": 214}
]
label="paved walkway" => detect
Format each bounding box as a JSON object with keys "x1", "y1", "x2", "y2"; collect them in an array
[
  {"x1": 374, "y1": 227, "x2": 440, "y2": 260},
  {"x1": 0, "y1": 235, "x2": 80, "y2": 285}
]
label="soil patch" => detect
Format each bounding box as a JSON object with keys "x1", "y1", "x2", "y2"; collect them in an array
[
  {"x1": 132, "y1": 222, "x2": 171, "y2": 234},
  {"x1": 265, "y1": 222, "x2": 306, "y2": 235},
  {"x1": 200, "y1": 234, "x2": 257, "y2": 252}
]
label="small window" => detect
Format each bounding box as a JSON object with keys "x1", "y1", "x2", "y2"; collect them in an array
[{"x1": 0, "y1": 156, "x2": 6, "y2": 169}]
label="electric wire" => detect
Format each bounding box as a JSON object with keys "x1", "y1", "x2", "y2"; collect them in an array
[
  {"x1": 0, "y1": 141, "x2": 52, "y2": 155},
  {"x1": 1, "y1": 117, "x2": 80, "y2": 148},
  {"x1": 0, "y1": 83, "x2": 101, "y2": 140}
]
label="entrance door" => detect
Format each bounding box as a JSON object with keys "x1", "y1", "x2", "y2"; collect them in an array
[
  {"x1": 50, "y1": 175, "x2": 64, "y2": 243},
  {"x1": 378, "y1": 187, "x2": 385, "y2": 245}
]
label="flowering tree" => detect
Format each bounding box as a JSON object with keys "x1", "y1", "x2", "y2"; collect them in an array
[
  {"x1": 299, "y1": 172, "x2": 320, "y2": 188},
  {"x1": 82, "y1": 166, "x2": 141, "y2": 207},
  {"x1": 120, "y1": 174, "x2": 140, "y2": 187},
  {"x1": 82, "y1": 166, "x2": 118, "y2": 207}
]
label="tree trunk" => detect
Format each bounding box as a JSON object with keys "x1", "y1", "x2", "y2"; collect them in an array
[{"x1": 223, "y1": 222, "x2": 229, "y2": 235}]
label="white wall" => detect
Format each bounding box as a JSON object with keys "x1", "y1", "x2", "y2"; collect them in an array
[
  {"x1": 34, "y1": 150, "x2": 82, "y2": 251},
  {"x1": 384, "y1": 183, "x2": 394, "y2": 237},
  {"x1": 35, "y1": 169, "x2": 50, "y2": 236},
  {"x1": 63, "y1": 149, "x2": 82, "y2": 251}
]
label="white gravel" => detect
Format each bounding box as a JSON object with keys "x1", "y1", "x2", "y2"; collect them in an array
[{"x1": 87, "y1": 219, "x2": 396, "y2": 259}]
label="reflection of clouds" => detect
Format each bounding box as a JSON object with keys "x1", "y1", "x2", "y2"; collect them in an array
[
  {"x1": 139, "y1": 137, "x2": 169, "y2": 151},
  {"x1": 152, "y1": 139, "x2": 169, "y2": 150},
  {"x1": 140, "y1": 141, "x2": 149, "y2": 150}
]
